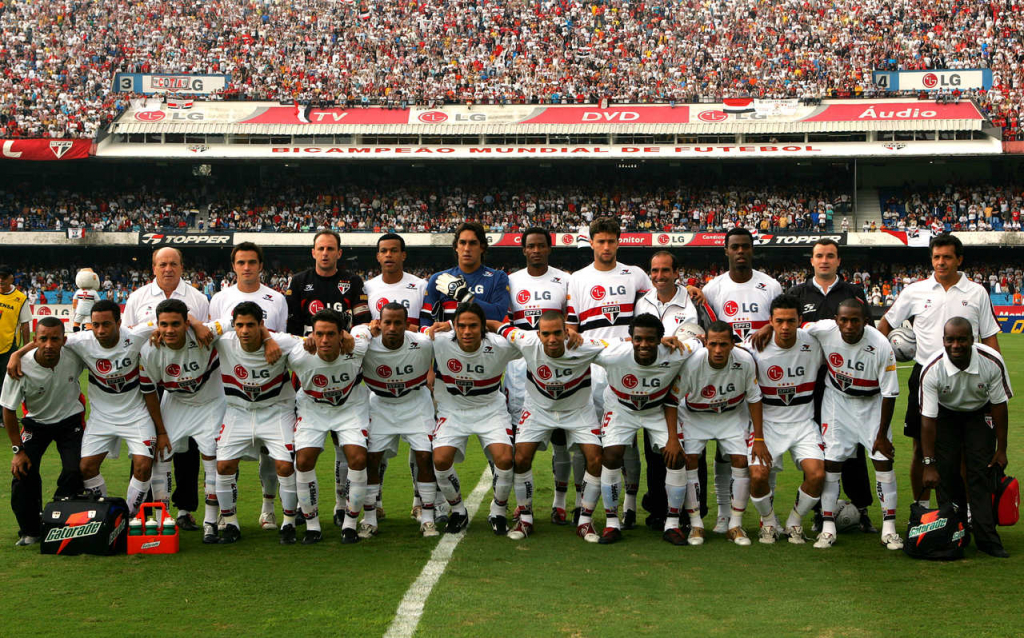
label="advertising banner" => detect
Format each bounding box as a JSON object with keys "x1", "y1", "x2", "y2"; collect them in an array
[
  {"x1": 138, "y1": 232, "x2": 233, "y2": 246},
  {"x1": 114, "y1": 73, "x2": 231, "y2": 95},
  {"x1": 872, "y1": 70, "x2": 992, "y2": 92},
  {"x1": 1, "y1": 139, "x2": 91, "y2": 161},
  {"x1": 994, "y1": 306, "x2": 1024, "y2": 334}
]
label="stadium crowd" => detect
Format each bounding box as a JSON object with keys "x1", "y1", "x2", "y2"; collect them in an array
[
  {"x1": 879, "y1": 183, "x2": 1024, "y2": 232},
  {"x1": 0, "y1": 0, "x2": 1022, "y2": 140}
]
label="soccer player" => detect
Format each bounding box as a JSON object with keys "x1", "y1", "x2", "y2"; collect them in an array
[
  {"x1": 566, "y1": 216, "x2": 652, "y2": 530},
  {"x1": 2, "y1": 317, "x2": 85, "y2": 546},
  {"x1": 490, "y1": 312, "x2": 604, "y2": 541},
  {"x1": 877, "y1": 234, "x2": 1000, "y2": 508},
  {"x1": 431, "y1": 303, "x2": 521, "y2": 535},
  {"x1": 210, "y1": 242, "x2": 290, "y2": 531},
  {"x1": 674, "y1": 320, "x2": 765, "y2": 547},
  {"x1": 139, "y1": 299, "x2": 227, "y2": 544},
  {"x1": 506, "y1": 227, "x2": 575, "y2": 525},
  {"x1": 806, "y1": 300, "x2": 902, "y2": 550},
  {"x1": 354, "y1": 303, "x2": 440, "y2": 538},
  {"x1": 745, "y1": 296, "x2": 825, "y2": 544},
  {"x1": 700, "y1": 227, "x2": 781, "y2": 534},
  {"x1": 422, "y1": 221, "x2": 511, "y2": 326}
]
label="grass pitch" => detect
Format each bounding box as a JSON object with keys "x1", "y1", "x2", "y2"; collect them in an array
[{"x1": 3, "y1": 338, "x2": 1024, "y2": 637}]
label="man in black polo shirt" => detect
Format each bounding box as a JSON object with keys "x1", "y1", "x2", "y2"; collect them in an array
[{"x1": 783, "y1": 238, "x2": 875, "y2": 533}]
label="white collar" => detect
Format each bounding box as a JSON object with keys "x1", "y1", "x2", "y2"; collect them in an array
[
  {"x1": 941, "y1": 348, "x2": 980, "y2": 376},
  {"x1": 646, "y1": 284, "x2": 690, "y2": 308},
  {"x1": 149, "y1": 279, "x2": 188, "y2": 298}
]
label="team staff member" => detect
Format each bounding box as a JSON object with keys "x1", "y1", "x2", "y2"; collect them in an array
[
  {"x1": 878, "y1": 234, "x2": 1000, "y2": 506},
  {"x1": 920, "y1": 317, "x2": 1012, "y2": 558},
  {"x1": 2, "y1": 317, "x2": 85, "y2": 547},
  {"x1": 0, "y1": 264, "x2": 32, "y2": 397},
  {"x1": 121, "y1": 247, "x2": 210, "y2": 531}
]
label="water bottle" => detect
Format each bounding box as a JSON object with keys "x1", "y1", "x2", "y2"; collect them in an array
[
  {"x1": 161, "y1": 517, "x2": 177, "y2": 535},
  {"x1": 145, "y1": 518, "x2": 159, "y2": 536},
  {"x1": 129, "y1": 518, "x2": 143, "y2": 536}
]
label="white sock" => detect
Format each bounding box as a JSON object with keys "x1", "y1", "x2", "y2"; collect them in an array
[
  {"x1": 579, "y1": 471, "x2": 601, "y2": 526},
  {"x1": 363, "y1": 483, "x2": 381, "y2": 528},
  {"x1": 346, "y1": 468, "x2": 368, "y2": 530},
  {"x1": 416, "y1": 481, "x2": 436, "y2": 523},
  {"x1": 715, "y1": 459, "x2": 732, "y2": 519},
  {"x1": 729, "y1": 466, "x2": 750, "y2": 529},
  {"x1": 664, "y1": 468, "x2": 686, "y2": 530},
  {"x1": 296, "y1": 469, "x2": 321, "y2": 531},
  {"x1": 127, "y1": 476, "x2": 151, "y2": 517},
  {"x1": 786, "y1": 488, "x2": 820, "y2": 529},
  {"x1": 572, "y1": 451, "x2": 586, "y2": 510},
  {"x1": 491, "y1": 466, "x2": 513, "y2": 519},
  {"x1": 821, "y1": 471, "x2": 842, "y2": 537},
  {"x1": 875, "y1": 470, "x2": 898, "y2": 537},
  {"x1": 258, "y1": 453, "x2": 278, "y2": 515},
  {"x1": 216, "y1": 473, "x2": 239, "y2": 526},
  {"x1": 600, "y1": 465, "x2": 621, "y2": 529},
  {"x1": 151, "y1": 458, "x2": 173, "y2": 508},
  {"x1": 623, "y1": 444, "x2": 640, "y2": 512},
  {"x1": 83, "y1": 474, "x2": 107, "y2": 497},
  {"x1": 513, "y1": 470, "x2": 535, "y2": 524},
  {"x1": 278, "y1": 473, "x2": 297, "y2": 526},
  {"x1": 685, "y1": 468, "x2": 703, "y2": 528},
  {"x1": 334, "y1": 447, "x2": 349, "y2": 512},
  {"x1": 202, "y1": 459, "x2": 218, "y2": 526},
  {"x1": 751, "y1": 492, "x2": 775, "y2": 524},
  {"x1": 434, "y1": 465, "x2": 467, "y2": 515},
  {"x1": 551, "y1": 444, "x2": 570, "y2": 510}
]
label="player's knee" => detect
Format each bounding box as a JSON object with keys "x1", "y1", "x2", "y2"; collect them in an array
[
  {"x1": 491, "y1": 447, "x2": 514, "y2": 471},
  {"x1": 685, "y1": 454, "x2": 699, "y2": 470},
  {"x1": 274, "y1": 459, "x2": 294, "y2": 477},
  {"x1": 750, "y1": 464, "x2": 770, "y2": 486},
  {"x1": 79, "y1": 458, "x2": 100, "y2": 478},
  {"x1": 217, "y1": 460, "x2": 238, "y2": 476},
  {"x1": 805, "y1": 463, "x2": 825, "y2": 489},
  {"x1": 133, "y1": 456, "x2": 153, "y2": 480},
  {"x1": 347, "y1": 451, "x2": 367, "y2": 472},
  {"x1": 513, "y1": 450, "x2": 532, "y2": 473},
  {"x1": 729, "y1": 454, "x2": 748, "y2": 469}
]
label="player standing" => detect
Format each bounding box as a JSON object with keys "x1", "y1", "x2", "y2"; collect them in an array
[{"x1": 422, "y1": 222, "x2": 511, "y2": 327}]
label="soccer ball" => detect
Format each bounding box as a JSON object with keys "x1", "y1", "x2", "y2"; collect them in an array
[
  {"x1": 75, "y1": 268, "x2": 100, "y2": 290},
  {"x1": 674, "y1": 322, "x2": 706, "y2": 342},
  {"x1": 888, "y1": 326, "x2": 916, "y2": 362},
  {"x1": 835, "y1": 499, "x2": 861, "y2": 533}
]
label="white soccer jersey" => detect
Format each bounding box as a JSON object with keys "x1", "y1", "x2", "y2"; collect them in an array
[
  {"x1": 353, "y1": 327, "x2": 434, "y2": 404},
  {"x1": 702, "y1": 270, "x2": 782, "y2": 339},
  {"x1": 882, "y1": 273, "x2": 1000, "y2": 365},
  {"x1": 0, "y1": 349, "x2": 85, "y2": 424},
  {"x1": 745, "y1": 330, "x2": 822, "y2": 424},
  {"x1": 597, "y1": 341, "x2": 693, "y2": 415},
  {"x1": 285, "y1": 335, "x2": 369, "y2": 412},
  {"x1": 677, "y1": 346, "x2": 762, "y2": 437},
  {"x1": 214, "y1": 331, "x2": 296, "y2": 410},
  {"x1": 566, "y1": 262, "x2": 651, "y2": 339},
  {"x1": 499, "y1": 324, "x2": 606, "y2": 412},
  {"x1": 65, "y1": 326, "x2": 154, "y2": 424},
  {"x1": 209, "y1": 284, "x2": 288, "y2": 332},
  {"x1": 72, "y1": 289, "x2": 99, "y2": 323},
  {"x1": 139, "y1": 329, "x2": 224, "y2": 407},
  {"x1": 508, "y1": 267, "x2": 570, "y2": 330},
  {"x1": 365, "y1": 272, "x2": 427, "y2": 328},
  {"x1": 433, "y1": 332, "x2": 522, "y2": 414},
  {"x1": 635, "y1": 285, "x2": 699, "y2": 335}
]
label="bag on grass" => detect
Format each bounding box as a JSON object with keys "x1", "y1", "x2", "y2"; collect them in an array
[
  {"x1": 991, "y1": 465, "x2": 1020, "y2": 527},
  {"x1": 40, "y1": 494, "x2": 130, "y2": 556},
  {"x1": 903, "y1": 500, "x2": 966, "y2": 561}
]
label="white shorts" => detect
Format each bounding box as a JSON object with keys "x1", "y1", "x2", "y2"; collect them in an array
[
  {"x1": 749, "y1": 419, "x2": 824, "y2": 468},
  {"x1": 590, "y1": 364, "x2": 608, "y2": 418},
  {"x1": 216, "y1": 403, "x2": 296, "y2": 463},
  {"x1": 368, "y1": 432, "x2": 432, "y2": 457},
  {"x1": 160, "y1": 394, "x2": 226, "y2": 458},
  {"x1": 368, "y1": 392, "x2": 434, "y2": 436},
  {"x1": 602, "y1": 405, "x2": 676, "y2": 452},
  {"x1": 505, "y1": 358, "x2": 527, "y2": 424},
  {"x1": 81, "y1": 415, "x2": 156, "y2": 459},
  {"x1": 516, "y1": 404, "x2": 602, "y2": 451},
  {"x1": 432, "y1": 409, "x2": 512, "y2": 463},
  {"x1": 681, "y1": 414, "x2": 750, "y2": 457},
  {"x1": 294, "y1": 402, "x2": 369, "y2": 452},
  {"x1": 822, "y1": 417, "x2": 891, "y2": 463}
]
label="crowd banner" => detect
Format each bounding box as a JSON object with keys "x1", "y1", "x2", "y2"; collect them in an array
[{"x1": 1, "y1": 139, "x2": 91, "y2": 161}]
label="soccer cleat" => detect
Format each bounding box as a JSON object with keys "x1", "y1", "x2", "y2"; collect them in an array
[
  {"x1": 712, "y1": 516, "x2": 729, "y2": 534},
  {"x1": 758, "y1": 525, "x2": 779, "y2": 545},
  {"x1": 859, "y1": 510, "x2": 878, "y2": 534},
  {"x1": 376, "y1": 505, "x2": 387, "y2": 521},
  {"x1": 217, "y1": 513, "x2": 227, "y2": 532},
  {"x1": 662, "y1": 528, "x2": 687, "y2": 546},
  {"x1": 357, "y1": 522, "x2": 379, "y2": 539},
  {"x1": 489, "y1": 515, "x2": 508, "y2": 536},
  {"x1": 576, "y1": 522, "x2": 600, "y2": 543},
  {"x1": 420, "y1": 521, "x2": 440, "y2": 538},
  {"x1": 507, "y1": 519, "x2": 533, "y2": 540},
  {"x1": 278, "y1": 524, "x2": 297, "y2": 545},
  {"x1": 445, "y1": 512, "x2": 469, "y2": 534},
  {"x1": 333, "y1": 510, "x2": 345, "y2": 528},
  {"x1": 302, "y1": 530, "x2": 323, "y2": 545},
  {"x1": 572, "y1": 506, "x2": 582, "y2": 526},
  {"x1": 218, "y1": 524, "x2": 242, "y2": 544},
  {"x1": 258, "y1": 512, "x2": 278, "y2": 530},
  {"x1": 880, "y1": 533, "x2": 904, "y2": 550},
  {"x1": 687, "y1": 527, "x2": 706, "y2": 546},
  {"x1": 410, "y1": 505, "x2": 422, "y2": 521},
  {"x1": 813, "y1": 532, "x2": 836, "y2": 549},
  {"x1": 726, "y1": 527, "x2": 752, "y2": 546},
  {"x1": 341, "y1": 528, "x2": 360, "y2": 544},
  {"x1": 202, "y1": 523, "x2": 219, "y2": 544},
  {"x1": 550, "y1": 507, "x2": 568, "y2": 526},
  {"x1": 785, "y1": 525, "x2": 807, "y2": 545},
  {"x1": 176, "y1": 512, "x2": 200, "y2": 531},
  {"x1": 622, "y1": 509, "x2": 637, "y2": 530},
  {"x1": 15, "y1": 535, "x2": 39, "y2": 547},
  {"x1": 598, "y1": 527, "x2": 623, "y2": 545}
]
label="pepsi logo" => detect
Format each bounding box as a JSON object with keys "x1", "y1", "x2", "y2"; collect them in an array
[
  {"x1": 376, "y1": 297, "x2": 389, "y2": 312},
  {"x1": 701, "y1": 385, "x2": 716, "y2": 398},
  {"x1": 312, "y1": 374, "x2": 328, "y2": 388},
  {"x1": 376, "y1": 364, "x2": 393, "y2": 378},
  {"x1": 697, "y1": 109, "x2": 728, "y2": 123},
  {"x1": 922, "y1": 73, "x2": 938, "y2": 88},
  {"x1": 537, "y1": 365, "x2": 552, "y2": 380},
  {"x1": 590, "y1": 286, "x2": 606, "y2": 301},
  {"x1": 723, "y1": 300, "x2": 739, "y2": 317},
  {"x1": 308, "y1": 300, "x2": 325, "y2": 314},
  {"x1": 96, "y1": 359, "x2": 112, "y2": 374},
  {"x1": 828, "y1": 353, "x2": 844, "y2": 367},
  {"x1": 767, "y1": 365, "x2": 784, "y2": 382},
  {"x1": 165, "y1": 364, "x2": 181, "y2": 377},
  {"x1": 418, "y1": 111, "x2": 448, "y2": 123},
  {"x1": 234, "y1": 365, "x2": 248, "y2": 379},
  {"x1": 447, "y1": 359, "x2": 463, "y2": 373},
  {"x1": 622, "y1": 374, "x2": 639, "y2": 389},
  {"x1": 516, "y1": 289, "x2": 531, "y2": 305}
]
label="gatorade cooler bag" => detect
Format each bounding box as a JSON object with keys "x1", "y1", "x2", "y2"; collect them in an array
[
  {"x1": 40, "y1": 494, "x2": 129, "y2": 556},
  {"x1": 992, "y1": 465, "x2": 1020, "y2": 527},
  {"x1": 903, "y1": 500, "x2": 966, "y2": 561}
]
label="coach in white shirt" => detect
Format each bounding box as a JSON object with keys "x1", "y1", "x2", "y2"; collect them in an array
[
  {"x1": 121, "y1": 246, "x2": 210, "y2": 530},
  {"x1": 919, "y1": 317, "x2": 1012, "y2": 558}
]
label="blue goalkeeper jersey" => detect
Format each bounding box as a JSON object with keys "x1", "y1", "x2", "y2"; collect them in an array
[{"x1": 421, "y1": 265, "x2": 511, "y2": 327}]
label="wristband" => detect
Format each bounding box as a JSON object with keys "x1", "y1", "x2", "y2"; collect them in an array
[{"x1": 753, "y1": 438, "x2": 764, "y2": 442}]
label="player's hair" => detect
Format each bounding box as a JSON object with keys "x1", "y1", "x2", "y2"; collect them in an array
[
  {"x1": 945, "y1": 316, "x2": 973, "y2": 334},
  {"x1": 0, "y1": 264, "x2": 11, "y2": 279},
  {"x1": 770, "y1": 294, "x2": 802, "y2": 317},
  {"x1": 537, "y1": 309, "x2": 566, "y2": 327},
  {"x1": 377, "y1": 233, "x2": 406, "y2": 251},
  {"x1": 231, "y1": 301, "x2": 264, "y2": 324},
  {"x1": 837, "y1": 297, "x2": 868, "y2": 319},
  {"x1": 589, "y1": 216, "x2": 620, "y2": 240},
  {"x1": 91, "y1": 299, "x2": 120, "y2": 322},
  {"x1": 929, "y1": 233, "x2": 963, "y2": 258},
  {"x1": 451, "y1": 222, "x2": 488, "y2": 252},
  {"x1": 725, "y1": 227, "x2": 753, "y2": 248},
  {"x1": 311, "y1": 308, "x2": 345, "y2": 333},
  {"x1": 452, "y1": 302, "x2": 488, "y2": 334},
  {"x1": 36, "y1": 316, "x2": 64, "y2": 332},
  {"x1": 813, "y1": 237, "x2": 839, "y2": 252},
  {"x1": 628, "y1": 313, "x2": 665, "y2": 339},
  {"x1": 706, "y1": 320, "x2": 735, "y2": 340},
  {"x1": 651, "y1": 250, "x2": 678, "y2": 270},
  {"x1": 231, "y1": 241, "x2": 264, "y2": 265},
  {"x1": 151, "y1": 247, "x2": 183, "y2": 267},
  {"x1": 380, "y1": 301, "x2": 409, "y2": 321},
  {"x1": 155, "y1": 298, "x2": 189, "y2": 322},
  {"x1": 521, "y1": 226, "x2": 552, "y2": 248},
  {"x1": 314, "y1": 229, "x2": 342, "y2": 249}
]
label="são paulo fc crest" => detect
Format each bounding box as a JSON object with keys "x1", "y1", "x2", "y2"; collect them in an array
[
  {"x1": 524, "y1": 309, "x2": 542, "y2": 327},
  {"x1": 776, "y1": 386, "x2": 796, "y2": 405},
  {"x1": 338, "y1": 282, "x2": 351, "y2": 295},
  {"x1": 105, "y1": 375, "x2": 128, "y2": 392},
  {"x1": 601, "y1": 305, "x2": 620, "y2": 324},
  {"x1": 242, "y1": 385, "x2": 262, "y2": 401},
  {"x1": 455, "y1": 379, "x2": 475, "y2": 395},
  {"x1": 387, "y1": 382, "x2": 407, "y2": 397},
  {"x1": 834, "y1": 372, "x2": 854, "y2": 391}
]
